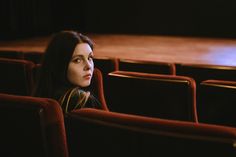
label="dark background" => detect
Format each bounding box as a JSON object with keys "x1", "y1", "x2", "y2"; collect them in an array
[{"x1": 1, "y1": 0, "x2": 236, "y2": 40}]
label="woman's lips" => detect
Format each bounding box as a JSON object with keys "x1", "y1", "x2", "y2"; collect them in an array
[{"x1": 83, "y1": 74, "x2": 92, "y2": 79}]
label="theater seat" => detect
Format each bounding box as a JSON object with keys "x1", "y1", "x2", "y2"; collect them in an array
[
  {"x1": 93, "y1": 56, "x2": 119, "y2": 76},
  {"x1": 0, "y1": 93, "x2": 68, "y2": 157},
  {"x1": 0, "y1": 58, "x2": 34, "y2": 95},
  {"x1": 24, "y1": 51, "x2": 43, "y2": 64},
  {"x1": 198, "y1": 79, "x2": 236, "y2": 127},
  {"x1": 33, "y1": 66, "x2": 108, "y2": 111},
  {"x1": 0, "y1": 50, "x2": 24, "y2": 59},
  {"x1": 106, "y1": 71, "x2": 197, "y2": 122},
  {"x1": 93, "y1": 56, "x2": 119, "y2": 100},
  {"x1": 176, "y1": 63, "x2": 236, "y2": 86},
  {"x1": 119, "y1": 59, "x2": 176, "y2": 75},
  {"x1": 88, "y1": 68, "x2": 108, "y2": 111},
  {"x1": 66, "y1": 108, "x2": 236, "y2": 157}
]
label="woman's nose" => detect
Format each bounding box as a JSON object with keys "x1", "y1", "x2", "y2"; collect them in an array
[{"x1": 84, "y1": 59, "x2": 92, "y2": 70}]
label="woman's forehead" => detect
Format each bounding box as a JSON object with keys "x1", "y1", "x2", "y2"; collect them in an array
[{"x1": 73, "y1": 43, "x2": 93, "y2": 56}]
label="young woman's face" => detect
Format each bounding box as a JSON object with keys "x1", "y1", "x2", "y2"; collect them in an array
[{"x1": 67, "y1": 43, "x2": 94, "y2": 87}]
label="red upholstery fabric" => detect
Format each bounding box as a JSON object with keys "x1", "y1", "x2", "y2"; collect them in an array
[
  {"x1": 32, "y1": 63, "x2": 42, "y2": 86},
  {"x1": 176, "y1": 63, "x2": 236, "y2": 85},
  {"x1": 198, "y1": 79, "x2": 236, "y2": 127},
  {"x1": 201, "y1": 79, "x2": 236, "y2": 87},
  {"x1": 0, "y1": 58, "x2": 34, "y2": 95},
  {"x1": 93, "y1": 56, "x2": 119, "y2": 75},
  {"x1": 93, "y1": 56, "x2": 119, "y2": 100},
  {"x1": 106, "y1": 71, "x2": 197, "y2": 122},
  {"x1": 119, "y1": 59, "x2": 176, "y2": 75},
  {"x1": 0, "y1": 93, "x2": 68, "y2": 157},
  {"x1": 66, "y1": 108, "x2": 236, "y2": 157},
  {"x1": 89, "y1": 68, "x2": 108, "y2": 110}
]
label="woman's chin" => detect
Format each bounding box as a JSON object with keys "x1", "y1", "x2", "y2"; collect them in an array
[{"x1": 80, "y1": 81, "x2": 91, "y2": 87}]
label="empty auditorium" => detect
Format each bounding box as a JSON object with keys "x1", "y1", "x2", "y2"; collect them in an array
[{"x1": 1, "y1": 1, "x2": 236, "y2": 156}]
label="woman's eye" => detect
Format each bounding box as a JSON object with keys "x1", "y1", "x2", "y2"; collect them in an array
[
  {"x1": 73, "y1": 58, "x2": 82, "y2": 63},
  {"x1": 88, "y1": 56, "x2": 93, "y2": 61}
]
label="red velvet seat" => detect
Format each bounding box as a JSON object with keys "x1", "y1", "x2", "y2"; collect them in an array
[
  {"x1": 106, "y1": 71, "x2": 197, "y2": 122},
  {"x1": 176, "y1": 63, "x2": 236, "y2": 85},
  {"x1": 66, "y1": 108, "x2": 236, "y2": 157},
  {"x1": 33, "y1": 65, "x2": 108, "y2": 110},
  {"x1": 93, "y1": 56, "x2": 119, "y2": 76},
  {"x1": 0, "y1": 58, "x2": 34, "y2": 95},
  {"x1": 32, "y1": 63, "x2": 42, "y2": 86},
  {"x1": 119, "y1": 59, "x2": 176, "y2": 75},
  {"x1": 93, "y1": 56, "x2": 119, "y2": 100},
  {"x1": 89, "y1": 68, "x2": 108, "y2": 111},
  {"x1": 198, "y1": 79, "x2": 236, "y2": 127},
  {"x1": 0, "y1": 93, "x2": 68, "y2": 157}
]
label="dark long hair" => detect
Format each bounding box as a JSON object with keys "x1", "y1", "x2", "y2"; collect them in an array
[{"x1": 33, "y1": 30, "x2": 94, "y2": 98}]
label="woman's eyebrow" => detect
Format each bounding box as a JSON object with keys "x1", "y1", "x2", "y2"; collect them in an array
[
  {"x1": 71, "y1": 55, "x2": 83, "y2": 60},
  {"x1": 72, "y1": 52, "x2": 93, "y2": 59}
]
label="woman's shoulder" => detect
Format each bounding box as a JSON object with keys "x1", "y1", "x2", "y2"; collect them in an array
[{"x1": 56, "y1": 87, "x2": 102, "y2": 114}]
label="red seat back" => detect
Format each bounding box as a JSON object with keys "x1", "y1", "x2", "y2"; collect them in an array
[
  {"x1": 176, "y1": 63, "x2": 236, "y2": 85},
  {"x1": 119, "y1": 59, "x2": 176, "y2": 75},
  {"x1": 24, "y1": 51, "x2": 43, "y2": 64},
  {"x1": 88, "y1": 68, "x2": 108, "y2": 110},
  {"x1": 0, "y1": 58, "x2": 34, "y2": 95},
  {"x1": 0, "y1": 50, "x2": 24, "y2": 59},
  {"x1": 93, "y1": 56, "x2": 119, "y2": 100},
  {"x1": 106, "y1": 71, "x2": 197, "y2": 122},
  {"x1": 0, "y1": 93, "x2": 69, "y2": 157},
  {"x1": 199, "y1": 79, "x2": 236, "y2": 127},
  {"x1": 66, "y1": 108, "x2": 236, "y2": 157}
]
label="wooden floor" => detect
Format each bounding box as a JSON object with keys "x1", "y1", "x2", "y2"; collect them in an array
[{"x1": 1, "y1": 34, "x2": 236, "y2": 66}]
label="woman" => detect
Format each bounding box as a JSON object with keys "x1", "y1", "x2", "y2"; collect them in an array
[{"x1": 33, "y1": 30, "x2": 106, "y2": 114}]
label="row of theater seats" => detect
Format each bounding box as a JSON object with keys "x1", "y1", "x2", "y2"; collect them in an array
[
  {"x1": 1, "y1": 50, "x2": 236, "y2": 156},
  {"x1": 1, "y1": 93, "x2": 236, "y2": 157},
  {"x1": 1, "y1": 50, "x2": 236, "y2": 125},
  {"x1": 0, "y1": 50, "x2": 43, "y2": 64},
  {"x1": 0, "y1": 51, "x2": 236, "y2": 126},
  {"x1": 1, "y1": 50, "x2": 236, "y2": 83}
]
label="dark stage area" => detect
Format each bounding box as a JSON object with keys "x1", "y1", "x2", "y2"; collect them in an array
[
  {"x1": 1, "y1": 0, "x2": 236, "y2": 39},
  {"x1": 1, "y1": 0, "x2": 236, "y2": 66}
]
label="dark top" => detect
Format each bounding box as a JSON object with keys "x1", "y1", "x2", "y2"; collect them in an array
[{"x1": 54, "y1": 87, "x2": 102, "y2": 114}]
